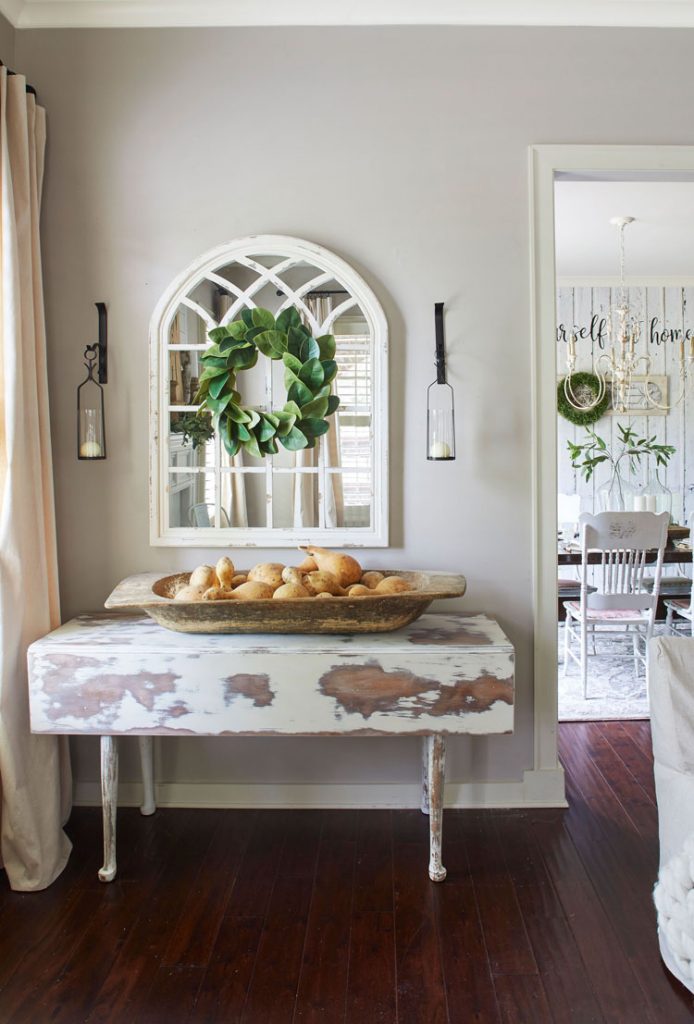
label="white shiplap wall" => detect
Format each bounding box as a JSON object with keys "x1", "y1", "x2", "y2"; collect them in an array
[{"x1": 557, "y1": 285, "x2": 694, "y2": 525}]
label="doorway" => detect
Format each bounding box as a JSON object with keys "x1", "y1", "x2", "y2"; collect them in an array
[{"x1": 530, "y1": 148, "x2": 694, "y2": 779}]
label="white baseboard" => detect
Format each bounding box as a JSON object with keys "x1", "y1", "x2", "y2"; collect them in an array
[{"x1": 73, "y1": 768, "x2": 566, "y2": 810}]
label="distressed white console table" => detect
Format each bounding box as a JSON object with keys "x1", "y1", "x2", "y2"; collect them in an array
[{"x1": 27, "y1": 612, "x2": 514, "y2": 884}]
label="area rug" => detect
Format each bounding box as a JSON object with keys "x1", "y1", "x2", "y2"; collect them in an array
[{"x1": 556, "y1": 624, "x2": 674, "y2": 722}]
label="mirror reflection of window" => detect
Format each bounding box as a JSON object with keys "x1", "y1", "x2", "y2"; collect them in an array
[{"x1": 333, "y1": 315, "x2": 372, "y2": 528}]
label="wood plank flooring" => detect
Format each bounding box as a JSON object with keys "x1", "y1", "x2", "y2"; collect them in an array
[{"x1": 1, "y1": 722, "x2": 693, "y2": 1023}]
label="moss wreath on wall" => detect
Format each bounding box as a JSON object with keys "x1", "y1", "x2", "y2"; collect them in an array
[
  {"x1": 187, "y1": 306, "x2": 340, "y2": 458},
  {"x1": 557, "y1": 372, "x2": 610, "y2": 427}
]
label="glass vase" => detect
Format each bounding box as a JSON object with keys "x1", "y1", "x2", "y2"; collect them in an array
[
  {"x1": 634, "y1": 466, "x2": 672, "y2": 520},
  {"x1": 598, "y1": 468, "x2": 636, "y2": 512}
]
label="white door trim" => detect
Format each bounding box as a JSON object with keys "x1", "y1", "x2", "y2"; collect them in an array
[{"x1": 529, "y1": 144, "x2": 694, "y2": 792}]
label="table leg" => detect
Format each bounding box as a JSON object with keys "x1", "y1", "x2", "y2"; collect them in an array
[
  {"x1": 421, "y1": 735, "x2": 430, "y2": 814},
  {"x1": 138, "y1": 736, "x2": 156, "y2": 816},
  {"x1": 426, "y1": 734, "x2": 447, "y2": 882},
  {"x1": 98, "y1": 735, "x2": 118, "y2": 883}
]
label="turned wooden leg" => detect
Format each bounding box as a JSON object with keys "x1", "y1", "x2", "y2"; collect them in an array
[
  {"x1": 427, "y1": 734, "x2": 447, "y2": 882},
  {"x1": 98, "y1": 735, "x2": 119, "y2": 883},
  {"x1": 138, "y1": 736, "x2": 156, "y2": 816},
  {"x1": 421, "y1": 736, "x2": 430, "y2": 815}
]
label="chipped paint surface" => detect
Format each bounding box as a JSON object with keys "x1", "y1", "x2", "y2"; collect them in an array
[
  {"x1": 319, "y1": 664, "x2": 513, "y2": 719},
  {"x1": 224, "y1": 674, "x2": 274, "y2": 707},
  {"x1": 426, "y1": 735, "x2": 447, "y2": 882},
  {"x1": 408, "y1": 623, "x2": 497, "y2": 646},
  {"x1": 28, "y1": 612, "x2": 514, "y2": 737}
]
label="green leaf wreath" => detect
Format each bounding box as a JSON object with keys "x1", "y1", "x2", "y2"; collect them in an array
[{"x1": 191, "y1": 306, "x2": 340, "y2": 458}]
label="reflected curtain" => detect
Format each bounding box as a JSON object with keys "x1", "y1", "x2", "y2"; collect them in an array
[
  {"x1": 215, "y1": 289, "x2": 248, "y2": 527},
  {"x1": 0, "y1": 70, "x2": 72, "y2": 889},
  {"x1": 293, "y1": 295, "x2": 344, "y2": 528}
]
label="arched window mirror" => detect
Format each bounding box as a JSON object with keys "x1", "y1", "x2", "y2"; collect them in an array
[{"x1": 150, "y1": 235, "x2": 388, "y2": 547}]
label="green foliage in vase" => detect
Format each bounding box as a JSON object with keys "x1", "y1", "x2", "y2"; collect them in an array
[
  {"x1": 568, "y1": 423, "x2": 676, "y2": 482},
  {"x1": 193, "y1": 306, "x2": 340, "y2": 459},
  {"x1": 170, "y1": 412, "x2": 215, "y2": 450}
]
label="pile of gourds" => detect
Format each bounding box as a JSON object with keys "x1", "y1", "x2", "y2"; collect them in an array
[{"x1": 173, "y1": 546, "x2": 413, "y2": 601}]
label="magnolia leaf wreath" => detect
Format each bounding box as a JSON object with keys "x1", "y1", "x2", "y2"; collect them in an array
[{"x1": 191, "y1": 306, "x2": 340, "y2": 458}]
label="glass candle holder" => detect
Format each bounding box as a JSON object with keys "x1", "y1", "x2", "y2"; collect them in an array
[
  {"x1": 77, "y1": 346, "x2": 106, "y2": 459},
  {"x1": 427, "y1": 381, "x2": 455, "y2": 461}
]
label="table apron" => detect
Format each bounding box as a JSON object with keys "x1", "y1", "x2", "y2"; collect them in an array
[{"x1": 28, "y1": 648, "x2": 514, "y2": 737}]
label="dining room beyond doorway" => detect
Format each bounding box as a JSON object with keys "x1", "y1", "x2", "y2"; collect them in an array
[{"x1": 554, "y1": 175, "x2": 694, "y2": 721}]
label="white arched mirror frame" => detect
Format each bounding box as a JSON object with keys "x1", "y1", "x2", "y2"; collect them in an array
[{"x1": 149, "y1": 235, "x2": 389, "y2": 547}]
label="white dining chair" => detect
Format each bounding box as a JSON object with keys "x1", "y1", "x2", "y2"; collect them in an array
[
  {"x1": 563, "y1": 510, "x2": 669, "y2": 698},
  {"x1": 188, "y1": 503, "x2": 231, "y2": 528}
]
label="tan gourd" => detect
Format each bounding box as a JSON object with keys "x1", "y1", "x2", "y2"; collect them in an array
[
  {"x1": 189, "y1": 565, "x2": 217, "y2": 590},
  {"x1": 173, "y1": 584, "x2": 207, "y2": 602},
  {"x1": 303, "y1": 571, "x2": 345, "y2": 596},
  {"x1": 248, "y1": 563, "x2": 285, "y2": 589},
  {"x1": 231, "y1": 574, "x2": 248, "y2": 587},
  {"x1": 347, "y1": 584, "x2": 373, "y2": 597},
  {"x1": 232, "y1": 581, "x2": 275, "y2": 600},
  {"x1": 360, "y1": 571, "x2": 385, "y2": 590},
  {"x1": 281, "y1": 567, "x2": 306, "y2": 587},
  {"x1": 215, "y1": 556, "x2": 235, "y2": 589},
  {"x1": 296, "y1": 555, "x2": 318, "y2": 573},
  {"x1": 272, "y1": 582, "x2": 311, "y2": 599},
  {"x1": 375, "y1": 576, "x2": 413, "y2": 594},
  {"x1": 299, "y1": 545, "x2": 362, "y2": 587},
  {"x1": 315, "y1": 591, "x2": 334, "y2": 599},
  {"x1": 202, "y1": 586, "x2": 236, "y2": 601}
]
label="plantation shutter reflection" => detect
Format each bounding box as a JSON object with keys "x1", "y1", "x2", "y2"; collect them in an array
[{"x1": 334, "y1": 331, "x2": 372, "y2": 526}]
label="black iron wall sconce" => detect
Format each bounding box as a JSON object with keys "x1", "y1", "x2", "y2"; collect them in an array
[
  {"x1": 426, "y1": 302, "x2": 456, "y2": 461},
  {"x1": 77, "y1": 302, "x2": 107, "y2": 460}
]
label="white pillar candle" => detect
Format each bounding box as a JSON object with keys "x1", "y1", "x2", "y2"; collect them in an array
[
  {"x1": 80, "y1": 440, "x2": 103, "y2": 458},
  {"x1": 429, "y1": 441, "x2": 451, "y2": 460}
]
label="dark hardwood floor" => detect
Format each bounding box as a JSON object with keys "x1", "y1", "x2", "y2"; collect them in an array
[{"x1": 1, "y1": 722, "x2": 693, "y2": 1023}]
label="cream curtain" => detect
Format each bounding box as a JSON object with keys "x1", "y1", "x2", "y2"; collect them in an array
[
  {"x1": 215, "y1": 289, "x2": 248, "y2": 527},
  {"x1": 293, "y1": 295, "x2": 344, "y2": 528},
  {"x1": 0, "y1": 70, "x2": 71, "y2": 890}
]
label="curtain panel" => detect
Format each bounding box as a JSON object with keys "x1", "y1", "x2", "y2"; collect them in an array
[
  {"x1": 0, "y1": 69, "x2": 71, "y2": 890},
  {"x1": 293, "y1": 294, "x2": 344, "y2": 528}
]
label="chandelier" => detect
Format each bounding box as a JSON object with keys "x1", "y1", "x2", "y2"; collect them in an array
[{"x1": 562, "y1": 216, "x2": 694, "y2": 413}]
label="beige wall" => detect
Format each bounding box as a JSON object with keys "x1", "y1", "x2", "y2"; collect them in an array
[
  {"x1": 0, "y1": 13, "x2": 13, "y2": 68},
  {"x1": 14, "y1": 26, "x2": 694, "y2": 799},
  {"x1": 0, "y1": 13, "x2": 14, "y2": 66}
]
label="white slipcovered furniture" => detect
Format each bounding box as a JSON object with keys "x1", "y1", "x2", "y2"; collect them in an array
[{"x1": 649, "y1": 635, "x2": 694, "y2": 994}]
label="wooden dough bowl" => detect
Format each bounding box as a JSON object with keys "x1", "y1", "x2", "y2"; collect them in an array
[{"x1": 105, "y1": 570, "x2": 467, "y2": 634}]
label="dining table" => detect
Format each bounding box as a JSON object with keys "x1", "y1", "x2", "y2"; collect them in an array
[
  {"x1": 558, "y1": 543, "x2": 692, "y2": 621},
  {"x1": 558, "y1": 544, "x2": 693, "y2": 567}
]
